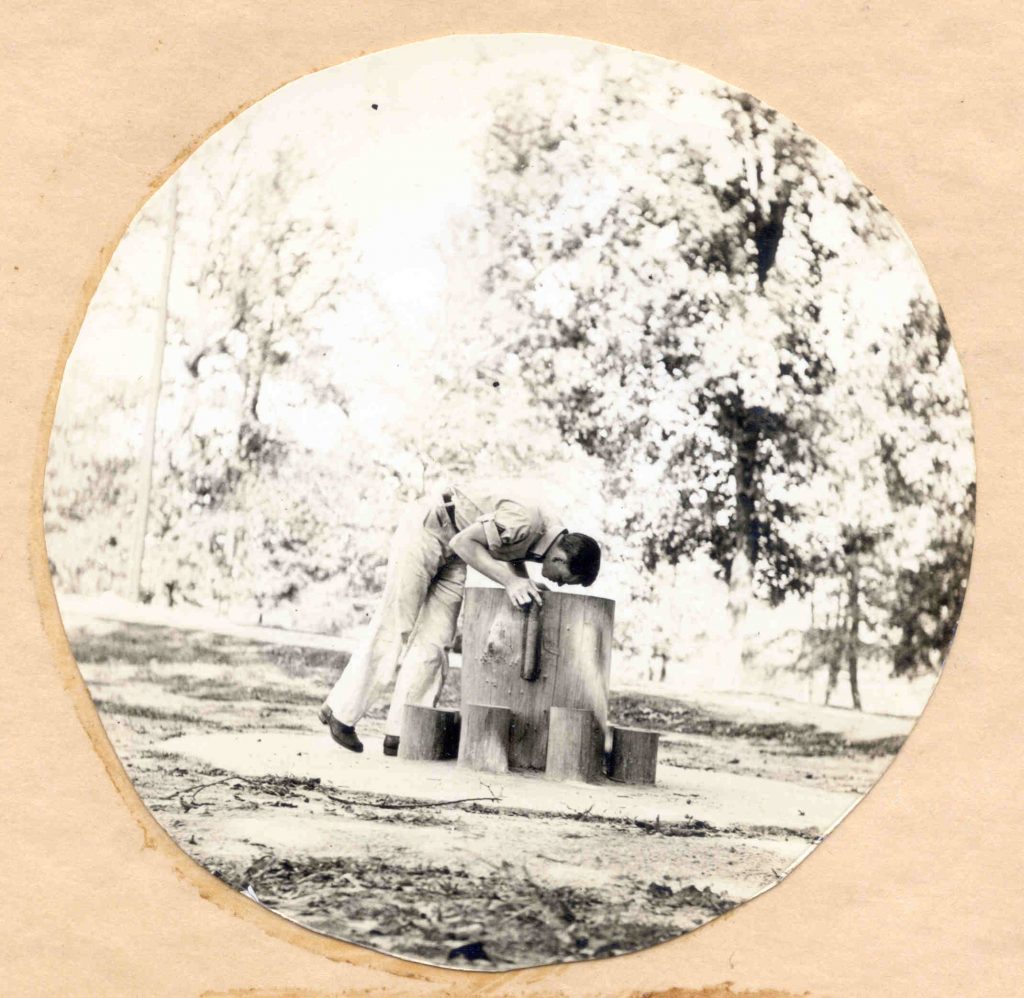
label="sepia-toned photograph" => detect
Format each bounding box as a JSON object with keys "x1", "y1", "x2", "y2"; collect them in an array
[{"x1": 45, "y1": 34, "x2": 975, "y2": 970}]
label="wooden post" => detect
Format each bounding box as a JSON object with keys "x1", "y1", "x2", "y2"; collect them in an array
[
  {"x1": 545, "y1": 707, "x2": 602, "y2": 783},
  {"x1": 520, "y1": 601, "x2": 541, "y2": 681},
  {"x1": 460, "y1": 589, "x2": 614, "y2": 770},
  {"x1": 399, "y1": 706, "x2": 461, "y2": 761},
  {"x1": 457, "y1": 704, "x2": 511, "y2": 774},
  {"x1": 607, "y1": 726, "x2": 660, "y2": 785}
]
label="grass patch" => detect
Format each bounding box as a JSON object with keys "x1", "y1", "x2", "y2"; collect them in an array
[
  {"x1": 91, "y1": 698, "x2": 201, "y2": 725},
  {"x1": 72, "y1": 621, "x2": 902, "y2": 760},
  {"x1": 609, "y1": 690, "x2": 905, "y2": 758},
  {"x1": 68, "y1": 622, "x2": 347, "y2": 675}
]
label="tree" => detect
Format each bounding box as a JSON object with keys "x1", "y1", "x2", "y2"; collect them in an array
[
  {"x1": 44, "y1": 386, "x2": 142, "y2": 593},
  {"x1": 475, "y1": 54, "x2": 901, "y2": 682},
  {"x1": 140, "y1": 128, "x2": 357, "y2": 611},
  {"x1": 879, "y1": 299, "x2": 975, "y2": 678},
  {"x1": 793, "y1": 283, "x2": 974, "y2": 703},
  {"x1": 45, "y1": 192, "x2": 171, "y2": 597}
]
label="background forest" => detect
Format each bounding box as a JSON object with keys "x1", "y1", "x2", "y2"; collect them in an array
[{"x1": 44, "y1": 37, "x2": 974, "y2": 714}]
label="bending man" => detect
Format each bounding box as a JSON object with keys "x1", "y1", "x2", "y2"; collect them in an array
[{"x1": 319, "y1": 482, "x2": 602, "y2": 755}]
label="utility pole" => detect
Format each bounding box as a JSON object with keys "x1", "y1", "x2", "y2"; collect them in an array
[{"x1": 127, "y1": 175, "x2": 179, "y2": 601}]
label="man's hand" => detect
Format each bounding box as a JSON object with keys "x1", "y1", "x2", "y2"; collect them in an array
[
  {"x1": 505, "y1": 577, "x2": 544, "y2": 609},
  {"x1": 452, "y1": 523, "x2": 546, "y2": 607}
]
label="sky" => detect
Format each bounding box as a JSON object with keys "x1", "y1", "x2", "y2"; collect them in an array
[{"x1": 62, "y1": 35, "x2": 729, "y2": 403}]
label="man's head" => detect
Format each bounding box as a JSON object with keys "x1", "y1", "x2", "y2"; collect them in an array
[{"x1": 541, "y1": 532, "x2": 602, "y2": 587}]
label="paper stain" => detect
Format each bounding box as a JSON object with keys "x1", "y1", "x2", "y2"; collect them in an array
[{"x1": 199, "y1": 985, "x2": 813, "y2": 997}]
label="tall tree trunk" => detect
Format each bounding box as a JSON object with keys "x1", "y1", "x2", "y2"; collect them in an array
[
  {"x1": 238, "y1": 324, "x2": 273, "y2": 460},
  {"x1": 723, "y1": 413, "x2": 760, "y2": 689},
  {"x1": 824, "y1": 649, "x2": 841, "y2": 705},
  {"x1": 824, "y1": 583, "x2": 843, "y2": 705},
  {"x1": 127, "y1": 175, "x2": 178, "y2": 601},
  {"x1": 846, "y1": 551, "x2": 863, "y2": 710}
]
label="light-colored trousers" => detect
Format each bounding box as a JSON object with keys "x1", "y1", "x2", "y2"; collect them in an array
[{"x1": 324, "y1": 499, "x2": 466, "y2": 737}]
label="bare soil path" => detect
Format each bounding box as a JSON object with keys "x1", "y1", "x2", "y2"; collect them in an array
[{"x1": 66, "y1": 614, "x2": 910, "y2": 970}]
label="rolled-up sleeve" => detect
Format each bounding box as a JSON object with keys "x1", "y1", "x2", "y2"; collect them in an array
[{"x1": 479, "y1": 500, "x2": 535, "y2": 557}]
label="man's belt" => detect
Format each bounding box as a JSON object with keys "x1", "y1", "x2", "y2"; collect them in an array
[{"x1": 441, "y1": 491, "x2": 458, "y2": 530}]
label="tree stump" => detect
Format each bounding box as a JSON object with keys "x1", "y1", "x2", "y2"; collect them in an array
[
  {"x1": 398, "y1": 706, "x2": 461, "y2": 761},
  {"x1": 607, "y1": 725, "x2": 660, "y2": 785},
  {"x1": 545, "y1": 707, "x2": 602, "y2": 783},
  {"x1": 460, "y1": 589, "x2": 614, "y2": 770},
  {"x1": 457, "y1": 703, "x2": 511, "y2": 774}
]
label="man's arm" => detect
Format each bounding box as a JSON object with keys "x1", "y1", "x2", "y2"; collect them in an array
[
  {"x1": 510, "y1": 558, "x2": 551, "y2": 596},
  {"x1": 450, "y1": 522, "x2": 544, "y2": 607}
]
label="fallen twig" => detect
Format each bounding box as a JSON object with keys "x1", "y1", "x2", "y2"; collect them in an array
[
  {"x1": 565, "y1": 802, "x2": 596, "y2": 819},
  {"x1": 321, "y1": 791, "x2": 502, "y2": 811},
  {"x1": 154, "y1": 776, "x2": 241, "y2": 811},
  {"x1": 154, "y1": 776, "x2": 234, "y2": 801},
  {"x1": 153, "y1": 773, "x2": 500, "y2": 813}
]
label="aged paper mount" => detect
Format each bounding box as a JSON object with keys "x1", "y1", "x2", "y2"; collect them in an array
[{"x1": 3, "y1": 3, "x2": 1021, "y2": 996}]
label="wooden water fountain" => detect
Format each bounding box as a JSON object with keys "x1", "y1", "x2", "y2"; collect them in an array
[{"x1": 399, "y1": 588, "x2": 660, "y2": 784}]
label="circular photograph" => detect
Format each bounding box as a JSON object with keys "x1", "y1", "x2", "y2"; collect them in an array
[{"x1": 45, "y1": 34, "x2": 975, "y2": 970}]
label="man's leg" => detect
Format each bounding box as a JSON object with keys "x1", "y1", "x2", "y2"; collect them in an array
[
  {"x1": 323, "y1": 505, "x2": 445, "y2": 735},
  {"x1": 384, "y1": 558, "x2": 467, "y2": 740}
]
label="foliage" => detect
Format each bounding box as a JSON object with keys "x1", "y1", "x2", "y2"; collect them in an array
[
  {"x1": 476, "y1": 52, "x2": 974, "y2": 682},
  {"x1": 44, "y1": 386, "x2": 142, "y2": 592},
  {"x1": 45, "y1": 44, "x2": 974, "y2": 691},
  {"x1": 476, "y1": 61, "x2": 894, "y2": 604}
]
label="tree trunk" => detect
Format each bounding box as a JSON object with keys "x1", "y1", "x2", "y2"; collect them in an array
[
  {"x1": 238, "y1": 323, "x2": 274, "y2": 461},
  {"x1": 460, "y1": 589, "x2": 614, "y2": 770},
  {"x1": 725, "y1": 548, "x2": 753, "y2": 687},
  {"x1": 127, "y1": 175, "x2": 178, "y2": 601},
  {"x1": 545, "y1": 707, "x2": 602, "y2": 783},
  {"x1": 398, "y1": 706, "x2": 460, "y2": 761},
  {"x1": 846, "y1": 552, "x2": 863, "y2": 711},
  {"x1": 608, "y1": 726, "x2": 660, "y2": 785},
  {"x1": 824, "y1": 582, "x2": 843, "y2": 706},
  {"x1": 457, "y1": 704, "x2": 511, "y2": 774},
  {"x1": 722, "y1": 409, "x2": 760, "y2": 689}
]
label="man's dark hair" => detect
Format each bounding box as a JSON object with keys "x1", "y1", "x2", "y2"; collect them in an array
[{"x1": 561, "y1": 532, "x2": 601, "y2": 587}]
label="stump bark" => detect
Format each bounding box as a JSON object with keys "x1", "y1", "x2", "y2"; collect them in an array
[
  {"x1": 545, "y1": 707, "x2": 602, "y2": 783},
  {"x1": 457, "y1": 703, "x2": 511, "y2": 774},
  {"x1": 460, "y1": 589, "x2": 614, "y2": 770},
  {"x1": 607, "y1": 725, "x2": 660, "y2": 785},
  {"x1": 398, "y1": 706, "x2": 461, "y2": 761}
]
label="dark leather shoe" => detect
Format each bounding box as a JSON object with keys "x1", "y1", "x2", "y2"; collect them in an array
[
  {"x1": 383, "y1": 735, "x2": 400, "y2": 757},
  {"x1": 319, "y1": 705, "x2": 363, "y2": 753}
]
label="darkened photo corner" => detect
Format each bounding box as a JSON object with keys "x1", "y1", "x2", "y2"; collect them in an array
[{"x1": 45, "y1": 35, "x2": 974, "y2": 970}]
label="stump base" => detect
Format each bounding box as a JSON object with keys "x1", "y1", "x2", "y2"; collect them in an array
[
  {"x1": 457, "y1": 704, "x2": 512, "y2": 774},
  {"x1": 607, "y1": 725, "x2": 659, "y2": 785},
  {"x1": 399, "y1": 706, "x2": 461, "y2": 761},
  {"x1": 545, "y1": 706, "x2": 602, "y2": 783}
]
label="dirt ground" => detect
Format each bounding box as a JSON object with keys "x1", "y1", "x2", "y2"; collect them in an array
[{"x1": 67, "y1": 614, "x2": 912, "y2": 971}]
